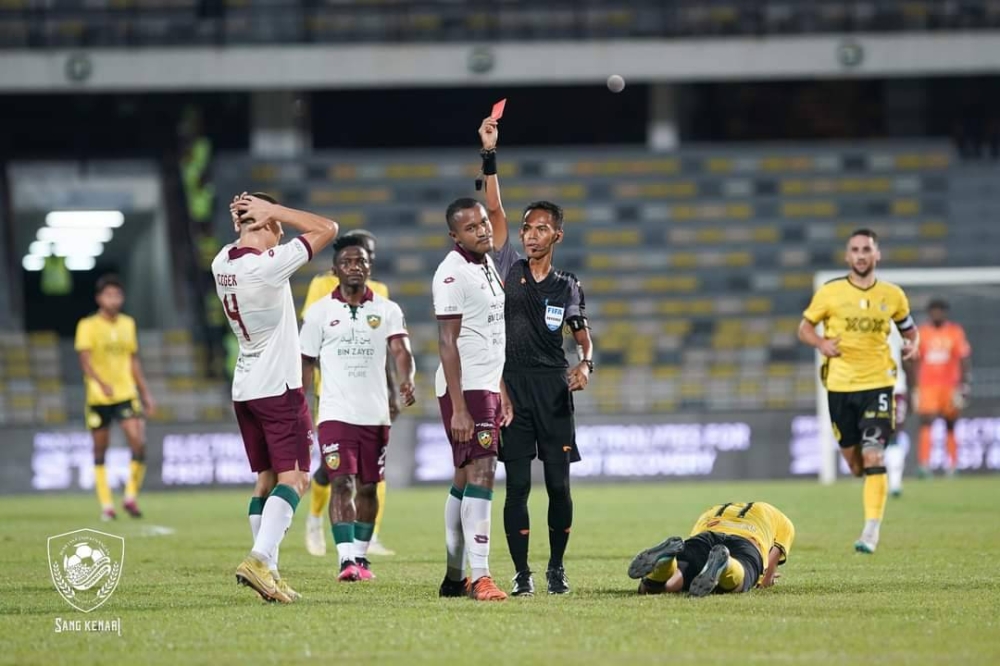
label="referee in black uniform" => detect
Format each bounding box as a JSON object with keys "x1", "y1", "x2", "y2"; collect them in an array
[{"x1": 478, "y1": 116, "x2": 595, "y2": 596}]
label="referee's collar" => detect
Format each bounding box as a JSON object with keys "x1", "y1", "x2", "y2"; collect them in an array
[
  {"x1": 331, "y1": 286, "x2": 374, "y2": 303},
  {"x1": 453, "y1": 243, "x2": 486, "y2": 265}
]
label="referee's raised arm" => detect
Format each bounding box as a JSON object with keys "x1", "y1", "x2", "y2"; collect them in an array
[{"x1": 478, "y1": 116, "x2": 508, "y2": 249}]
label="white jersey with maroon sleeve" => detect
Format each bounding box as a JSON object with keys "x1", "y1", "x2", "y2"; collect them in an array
[
  {"x1": 431, "y1": 244, "x2": 506, "y2": 397},
  {"x1": 300, "y1": 287, "x2": 408, "y2": 426},
  {"x1": 211, "y1": 237, "x2": 313, "y2": 401}
]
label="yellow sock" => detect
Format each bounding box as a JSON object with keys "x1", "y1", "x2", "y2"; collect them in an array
[
  {"x1": 718, "y1": 558, "x2": 746, "y2": 592},
  {"x1": 310, "y1": 481, "x2": 332, "y2": 518},
  {"x1": 374, "y1": 481, "x2": 387, "y2": 537},
  {"x1": 125, "y1": 460, "x2": 147, "y2": 500},
  {"x1": 864, "y1": 468, "x2": 888, "y2": 521},
  {"x1": 94, "y1": 465, "x2": 113, "y2": 509},
  {"x1": 645, "y1": 558, "x2": 678, "y2": 583}
]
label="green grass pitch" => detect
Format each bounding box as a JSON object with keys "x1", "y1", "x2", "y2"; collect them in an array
[{"x1": 2, "y1": 477, "x2": 998, "y2": 665}]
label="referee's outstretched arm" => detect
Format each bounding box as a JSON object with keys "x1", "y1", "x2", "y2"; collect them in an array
[{"x1": 478, "y1": 116, "x2": 509, "y2": 249}]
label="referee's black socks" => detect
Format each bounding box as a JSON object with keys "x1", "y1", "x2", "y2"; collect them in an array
[
  {"x1": 544, "y1": 461, "x2": 573, "y2": 569},
  {"x1": 503, "y1": 458, "x2": 532, "y2": 572}
]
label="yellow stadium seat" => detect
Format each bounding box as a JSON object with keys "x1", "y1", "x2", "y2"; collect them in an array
[
  {"x1": 706, "y1": 158, "x2": 733, "y2": 173},
  {"x1": 250, "y1": 164, "x2": 279, "y2": 182},
  {"x1": 892, "y1": 199, "x2": 920, "y2": 216},
  {"x1": 385, "y1": 164, "x2": 438, "y2": 179},
  {"x1": 653, "y1": 365, "x2": 681, "y2": 379},
  {"x1": 745, "y1": 298, "x2": 773, "y2": 314},
  {"x1": 919, "y1": 221, "x2": 948, "y2": 239},
  {"x1": 782, "y1": 273, "x2": 814, "y2": 289},
  {"x1": 749, "y1": 226, "x2": 778, "y2": 243},
  {"x1": 600, "y1": 301, "x2": 631, "y2": 317},
  {"x1": 585, "y1": 230, "x2": 642, "y2": 246},
  {"x1": 782, "y1": 201, "x2": 836, "y2": 217}
]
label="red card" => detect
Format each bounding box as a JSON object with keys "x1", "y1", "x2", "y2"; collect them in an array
[{"x1": 490, "y1": 98, "x2": 507, "y2": 120}]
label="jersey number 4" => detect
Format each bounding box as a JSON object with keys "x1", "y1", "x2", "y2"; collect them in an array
[{"x1": 223, "y1": 294, "x2": 251, "y2": 341}]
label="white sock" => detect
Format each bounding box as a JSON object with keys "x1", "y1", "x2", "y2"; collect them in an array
[
  {"x1": 306, "y1": 514, "x2": 323, "y2": 530},
  {"x1": 336, "y1": 542, "x2": 354, "y2": 565},
  {"x1": 885, "y1": 438, "x2": 907, "y2": 494},
  {"x1": 249, "y1": 514, "x2": 262, "y2": 541},
  {"x1": 354, "y1": 539, "x2": 371, "y2": 560},
  {"x1": 251, "y1": 486, "x2": 298, "y2": 567},
  {"x1": 461, "y1": 485, "x2": 493, "y2": 582},
  {"x1": 444, "y1": 486, "x2": 465, "y2": 581},
  {"x1": 862, "y1": 518, "x2": 882, "y2": 544}
]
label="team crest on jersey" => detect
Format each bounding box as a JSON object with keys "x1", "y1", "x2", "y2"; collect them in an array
[
  {"x1": 544, "y1": 304, "x2": 565, "y2": 331},
  {"x1": 329, "y1": 319, "x2": 340, "y2": 327},
  {"x1": 366, "y1": 314, "x2": 382, "y2": 329},
  {"x1": 477, "y1": 431, "x2": 493, "y2": 448}
]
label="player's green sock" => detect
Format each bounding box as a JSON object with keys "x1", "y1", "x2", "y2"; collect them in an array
[
  {"x1": 332, "y1": 522, "x2": 355, "y2": 565},
  {"x1": 354, "y1": 521, "x2": 375, "y2": 560},
  {"x1": 718, "y1": 558, "x2": 745, "y2": 592}
]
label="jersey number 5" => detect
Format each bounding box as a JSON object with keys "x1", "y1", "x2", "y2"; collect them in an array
[{"x1": 223, "y1": 294, "x2": 251, "y2": 341}]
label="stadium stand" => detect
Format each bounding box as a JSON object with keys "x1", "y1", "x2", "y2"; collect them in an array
[{"x1": 2, "y1": 1, "x2": 1000, "y2": 48}]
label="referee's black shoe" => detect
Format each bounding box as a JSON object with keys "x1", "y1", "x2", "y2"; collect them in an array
[
  {"x1": 546, "y1": 566, "x2": 570, "y2": 595},
  {"x1": 511, "y1": 570, "x2": 534, "y2": 597},
  {"x1": 438, "y1": 575, "x2": 468, "y2": 598}
]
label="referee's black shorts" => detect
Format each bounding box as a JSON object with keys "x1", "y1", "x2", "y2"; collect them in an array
[{"x1": 499, "y1": 369, "x2": 580, "y2": 464}]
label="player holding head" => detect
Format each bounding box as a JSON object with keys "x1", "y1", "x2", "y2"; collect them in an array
[
  {"x1": 215, "y1": 192, "x2": 338, "y2": 602},
  {"x1": 798, "y1": 229, "x2": 919, "y2": 554},
  {"x1": 913, "y1": 299, "x2": 972, "y2": 477},
  {"x1": 627, "y1": 502, "x2": 794, "y2": 597},
  {"x1": 301, "y1": 230, "x2": 397, "y2": 558},
  {"x1": 433, "y1": 195, "x2": 513, "y2": 602},
  {"x1": 300, "y1": 235, "x2": 415, "y2": 583},
  {"x1": 478, "y1": 117, "x2": 594, "y2": 596},
  {"x1": 75, "y1": 274, "x2": 157, "y2": 521}
]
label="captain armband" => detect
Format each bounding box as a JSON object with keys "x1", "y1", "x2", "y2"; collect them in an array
[
  {"x1": 895, "y1": 314, "x2": 915, "y2": 331},
  {"x1": 566, "y1": 316, "x2": 589, "y2": 332}
]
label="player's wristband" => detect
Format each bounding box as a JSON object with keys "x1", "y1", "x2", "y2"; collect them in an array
[
  {"x1": 480, "y1": 149, "x2": 497, "y2": 176},
  {"x1": 583, "y1": 359, "x2": 594, "y2": 373}
]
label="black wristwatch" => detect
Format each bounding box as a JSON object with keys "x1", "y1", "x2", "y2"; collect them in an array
[{"x1": 583, "y1": 359, "x2": 594, "y2": 373}]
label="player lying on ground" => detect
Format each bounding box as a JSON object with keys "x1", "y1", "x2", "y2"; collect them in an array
[
  {"x1": 75, "y1": 274, "x2": 157, "y2": 521},
  {"x1": 478, "y1": 116, "x2": 594, "y2": 596},
  {"x1": 433, "y1": 197, "x2": 514, "y2": 602},
  {"x1": 215, "y1": 192, "x2": 338, "y2": 603},
  {"x1": 798, "y1": 229, "x2": 918, "y2": 554},
  {"x1": 627, "y1": 502, "x2": 794, "y2": 597},
  {"x1": 302, "y1": 229, "x2": 397, "y2": 558},
  {"x1": 301, "y1": 235, "x2": 415, "y2": 584}
]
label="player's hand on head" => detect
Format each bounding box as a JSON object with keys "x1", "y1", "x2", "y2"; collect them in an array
[
  {"x1": 478, "y1": 117, "x2": 498, "y2": 151},
  {"x1": 234, "y1": 194, "x2": 277, "y2": 231},
  {"x1": 451, "y1": 409, "x2": 475, "y2": 444},
  {"x1": 229, "y1": 194, "x2": 244, "y2": 231}
]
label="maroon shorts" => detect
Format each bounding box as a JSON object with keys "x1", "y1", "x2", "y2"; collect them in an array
[
  {"x1": 438, "y1": 390, "x2": 501, "y2": 468},
  {"x1": 233, "y1": 388, "x2": 313, "y2": 474},
  {"x1": 317, "y1": 421, "x2": 390, "y2": 485}
]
